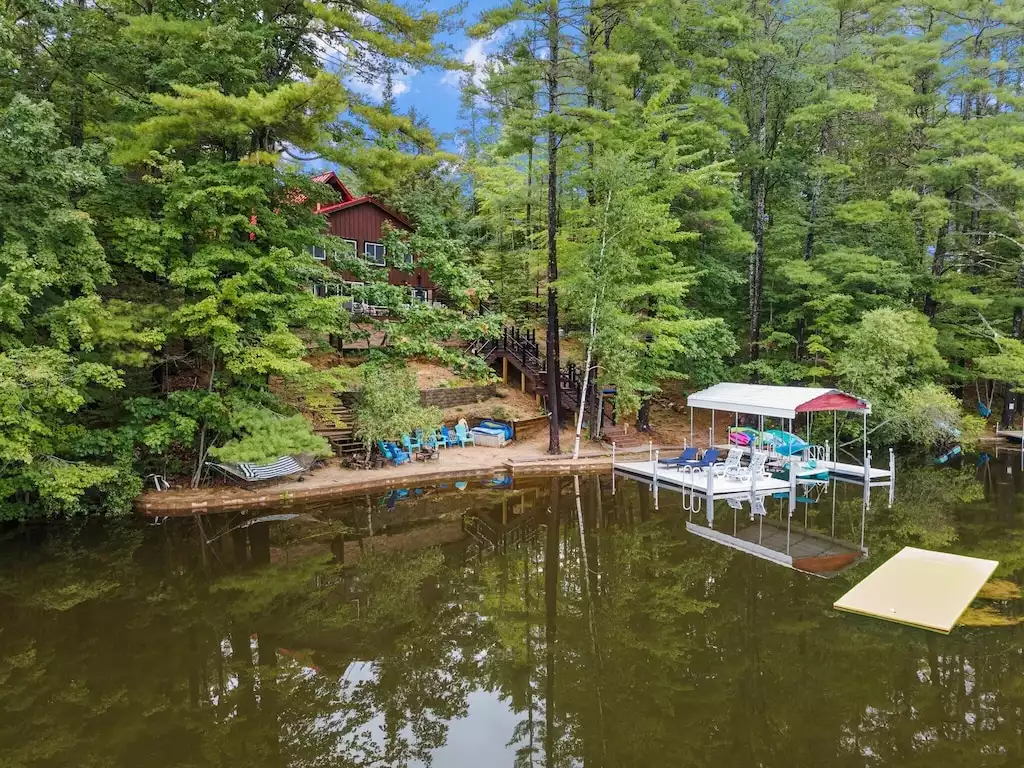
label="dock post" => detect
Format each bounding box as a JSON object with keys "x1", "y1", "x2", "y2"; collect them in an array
[
  {"x1": 708, "y1": 427, "x2": 713, "y2": 449},
  {"x1": 706, "y1": 464, "x2": 714, "y2": 516},
  {"x1": 788, "y1": 457, "x2": 797, "y2": 517},
  {"x1": 611, "y1": 442, "x2": 616, "y2": 496},
  {"x1": 653, "y1": 449, "x2": 660, "y2": 510},
  {"x1": 863, "y1": 448, "x2": 871, "y2": 486},
  {"x1": 888, "y1": 448, "x2": 896, "y2": 508},
  {"x1": 649, "y1": 440, "x2": 653, "y2": 462},
  {"x1": 825, "y1": 439, "x2": 830, "y2": 464}
]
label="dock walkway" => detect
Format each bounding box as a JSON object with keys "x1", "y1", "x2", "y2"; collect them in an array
[{"x1": 613, "y1": 460, "x2": 791, "y2": 497}]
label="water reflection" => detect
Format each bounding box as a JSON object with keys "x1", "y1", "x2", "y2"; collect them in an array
[
  {"x1": 0, "y1": 457, "x2": 1023, "y2": 767},
  {"x1": 686, "y1": 481, "x2": 867, "y2": 578}
]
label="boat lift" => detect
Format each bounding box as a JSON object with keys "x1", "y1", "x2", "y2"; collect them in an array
[{"x1": 613, "y1": 382, "x2": 896, "y2": 512}]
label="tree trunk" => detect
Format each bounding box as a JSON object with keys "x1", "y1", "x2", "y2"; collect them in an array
[
  {"x1": 923, "y1": 210, "x2": 954, "y2": 318},
  {"x1": 68, "y1": 0, "x2": 89, "y2": 148},
  {"x1": 190, "y1": 348, "x2": 217, "y2": 488},
  {"x1": 573, "y1": 190, "x2": 611, "y2": 458},
  {"x1": 749, "y1": 82, "x2": 768, "y2": 363},
  {"x1": 545, "y1": 0, "x2": 562, "y2": 454},
  {"x1": 585, "y1": 3, "x2": 597, "y2": 206},
  {"x1": 573, "y1": 296, "x2": 598, "y2": 459},
  {"x1": 635, "y1": 396, "x2": 652, "y2": 433},
  {"x1": 526, "y1": 147, "x2": 533, "y2": 242},
  {"x1": 544, "y1": 477, "x2": 560, "y2": 767},
  {"x1": 1001, "y1": 260, "x2": 1024, "y2": 427}
]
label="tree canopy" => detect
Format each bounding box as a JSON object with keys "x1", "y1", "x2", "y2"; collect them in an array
[{"x1": 1, "y1": 0, "x2": 1022, "y2": 515}]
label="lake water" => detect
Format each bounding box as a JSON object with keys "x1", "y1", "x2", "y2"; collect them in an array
[{"x1": 2, "y1": 451, "x2": 1023, "y2": 767}]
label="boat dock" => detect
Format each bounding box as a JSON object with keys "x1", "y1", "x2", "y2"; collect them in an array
[
  {"x1": 818, "y1": 459, "x2": 891, "y2": 484},
  {"x1": 710, "y1": 444, "x2": 894, "y2": 484},
  {"x1": 614, "y1": 460, "x2": 791, "y2": 498}
]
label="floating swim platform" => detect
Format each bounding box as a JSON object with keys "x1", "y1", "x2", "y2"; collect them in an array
[{"x1": 833, "y1": 547, "x2": 998, "y2": 634}]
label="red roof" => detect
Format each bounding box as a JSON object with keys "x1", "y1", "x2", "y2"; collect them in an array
[
  {"x1": 310, "y1": 170, "x2": 355, "y2": 202},
  {"x1": 286, "y1": 170, "x2": 356, "y2": 207},
  {"x1": 317, "y1": 196, "x2": 413, "y2": 229},
  {"x1": 795, "y1": 392, "x2": 869, "y2": 413}
]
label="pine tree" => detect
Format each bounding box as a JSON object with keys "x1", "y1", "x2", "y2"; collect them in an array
[{"x1": 470, "y1": 0, "x2": 590, "y2": 453}]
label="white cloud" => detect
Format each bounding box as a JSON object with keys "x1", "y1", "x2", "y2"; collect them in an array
[
  {"x1": 313, "y1": 33, "x2": 414, "y2": 104},
  {"x1": 346, "y1": 73, "x2": 412, "y2": 102},
  {"x1": 442, "y1": 35, "x2": 502, "y2": 89}
]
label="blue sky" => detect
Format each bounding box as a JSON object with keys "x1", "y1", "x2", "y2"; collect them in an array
[{"x1": 345, "y1": 1, "x2": 504, "y2": 144}]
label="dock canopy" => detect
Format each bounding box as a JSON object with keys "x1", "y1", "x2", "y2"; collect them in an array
[{"x1": 687, "y1": 383, "x2": 870, "y2": 420}]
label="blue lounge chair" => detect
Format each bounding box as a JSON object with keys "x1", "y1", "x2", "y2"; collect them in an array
[
  {"x1": 454, "y1": 423, "x2": 476, "y2": 447},
  {"x1": 677, "y1": 448, "x2": 720, "y2": 471},
  {"x1": 658, "y1": 447, "x2": 699, "y2": 466}
]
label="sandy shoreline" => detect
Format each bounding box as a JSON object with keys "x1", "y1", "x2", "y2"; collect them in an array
[{"x1": 135, "y1": 439, "x2": 678, "y2": 515}]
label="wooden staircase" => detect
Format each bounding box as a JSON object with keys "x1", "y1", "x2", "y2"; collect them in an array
[
  {"x1": 469, "y1": 326, "x2": 594, "y2": 417},
  {"x1": 313, "y1": 403, "x2": 364, "y2": 456},
  {"x1": 600, "y1": 424, "x2": 646, "y2": 448}
]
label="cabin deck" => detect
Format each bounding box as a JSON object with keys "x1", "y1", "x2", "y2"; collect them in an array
[{"x1": 613, "y1": 460, "x2": 791, "y2": 497}]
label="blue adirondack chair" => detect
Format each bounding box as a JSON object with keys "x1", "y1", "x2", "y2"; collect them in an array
[
  {"x1": 402, "y1": 434, "x2": 421, "y2": 455},
  {"x1": 390, "y1": 442, "x2": 411, "y2": 463},
  {"x1": 378, "y1": 441, "x2": 410, "y2": 465},
  {"x1": 442, "y1": 426, "x2": 459, "y2": 446},
  {"x1": 419, "y1": 430, "x2": 437, "y2": 450},
  {"x1": 454, "y1": 422, "x2": 476, "y2": 447},
  {"x1": 658, "y1": 447, "x2": 699, "y2": 466}
]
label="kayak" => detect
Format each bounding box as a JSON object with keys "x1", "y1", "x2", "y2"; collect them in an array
[{"x1": 772, "y1": 459, "x2": 829, "y2": 482}]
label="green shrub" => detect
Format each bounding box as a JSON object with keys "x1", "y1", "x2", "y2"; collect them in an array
[
  {"x1": 354, "y1": 362, "x2": 443, "y2": 448},
  {"x1": 208, "y1": 407, "x2": 330, "y2": 464}
]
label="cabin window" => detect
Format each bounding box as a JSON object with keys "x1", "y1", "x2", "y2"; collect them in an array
[
  {"x1": 337, "y1": 239, "x2": 357, "y2": 260},
  {"x1": 364, "y1": 242, "x2": 387, "y2": 267},
  {"x1": 307, "y1": 245, "x2": 328, "y2": 261}
]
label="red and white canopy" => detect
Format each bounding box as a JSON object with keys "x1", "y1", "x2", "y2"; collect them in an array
[{"x1": 687, "y1": 383, "x2": 870, "y2": 420}]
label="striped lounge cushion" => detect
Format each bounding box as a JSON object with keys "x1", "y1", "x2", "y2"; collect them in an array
[{"x1": 237, "y1": 456, "x2": 305, "y2": 481}]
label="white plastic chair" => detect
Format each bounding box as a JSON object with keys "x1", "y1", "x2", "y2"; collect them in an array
[
  {"x1": 714, "y1": 447, "x2": 745, "y2": 479},
  {"x1": 735, "y1": 451, "x2": 769, "y2": 484}
]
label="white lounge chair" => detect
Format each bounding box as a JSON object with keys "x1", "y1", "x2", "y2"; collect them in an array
[
  {"x1": 714, "y1": 447, "x2": 745, "y2": 479},
  {"x1": 734, "y1": 451, "x2": 769, "y2": 484}
]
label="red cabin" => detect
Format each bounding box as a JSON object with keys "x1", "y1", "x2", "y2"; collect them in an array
[{"x1": 308, "y1": 171, "x2": 436, "y2": 304}]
